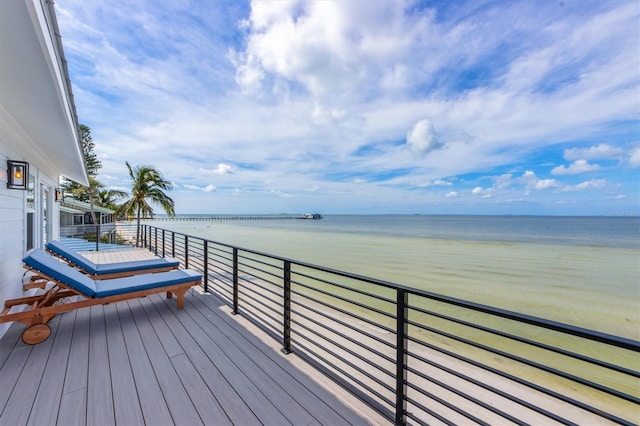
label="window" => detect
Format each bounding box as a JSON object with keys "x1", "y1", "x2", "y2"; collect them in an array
[
  {"x1": 26, "y1": 174, "x2": 35, "y2": 251},
  {"x1": 41, "y1": 184, "x2": 51, "y2": 246}
]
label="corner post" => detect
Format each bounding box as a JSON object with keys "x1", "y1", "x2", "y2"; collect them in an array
[
  {"x1": 396, "y1": 289, "x2": 408, "y2": 425},
  {"x1": 184, "y1": 235, "x2": 189, "y2": 269},
  {"x1": 203, "y1": 240, "x2": 209, "y2": 293},
  {"x1": 282, "y1": 260, "x2": 292, "y2": 354},
  {"x1": 232, "y1": 248, "x2": 239, "y2": 314}
]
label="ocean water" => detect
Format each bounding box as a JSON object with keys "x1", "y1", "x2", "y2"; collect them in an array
[{"x1": 153, "y1": 215, "x2": 639, "y2": 339}]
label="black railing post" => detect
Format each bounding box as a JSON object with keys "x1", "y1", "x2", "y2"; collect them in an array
[
  {"x1": 203, "y1": 240, "x2": 209, "y2": 293},
  {"x1": 154, "y1": 227, "x2": 158, "y2": 255},
  {"x1": 95, "y1": 224, "x2": 100, "y2": 251},
  {"x1": 232, "y1": 248, "x2": 239, "y2": 315},
  {"x1": 396, "y1": 289, "x2": 408, "y2": 426},
  {"x1": 184, "y1": 235, "x2": 189, "y2": 269},
  {"x1": 171, "y1": 232, "x2": 175, "y2": 258},
  {"x1": 282, "y1": 260, "x2": 292, "y2": 354},
  {"x1": 162, "y1": 229, "x2": 165, "y2": 257}
]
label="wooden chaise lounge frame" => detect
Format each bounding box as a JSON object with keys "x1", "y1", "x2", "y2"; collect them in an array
[
  {"x1": 45, "y1": 240, "x2": 180, "y2": 279},
  {"x1": 1, "y1": 250, "x2": 202, "y2": 345}
]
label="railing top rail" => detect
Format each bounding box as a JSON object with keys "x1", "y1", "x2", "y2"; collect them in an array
[{"x1": 135, "y1": 222, "x2": 640, "y2": 352}]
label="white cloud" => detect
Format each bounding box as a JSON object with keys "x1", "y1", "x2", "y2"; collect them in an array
[
  {"x1": 494, "y1": 174, "x2": 514, "y2": 189},
  {"x1": 573, "y1": 179, "x2": 607, "y2": 191},
  {"x1": 522, "y1": 171, "x2": 559, "y2": 190},
  {"x1": 199, "y1": 164, "x2": 235, "y2": 175},
  {"x1": 183, "y1": 184, "x2": 217, "y2": 192},
  {"x1": 564, "y1": 144, "x2": 624, "y2": 161},
  {"x1": 445, "y1": 191, "x2": 458, "y2": 198},
  {"x1": 418, "y1": 179, "x2": 452, "y2": 188},
  {"x1": 54, "y1": 0, "x2": 639, "y2": 214},
  {"x1": 406, "y1": 119, "x2": 443, "y2": 155},
  {"x1": 629, "y1": 147, "x2": 640, "y2": 168},
  {"x1": 472, "y1": 186, "x2": 495, "y2": 198},
  {"x1": 551, "y1": 159, "x2": 601, "y2": 175},
  {"x1": 271, "y1": 189, "x2": 293, "y2": 198}
]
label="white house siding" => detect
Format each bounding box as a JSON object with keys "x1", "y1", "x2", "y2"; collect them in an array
[
  {"x1": 0, "y1": 151, "x2": 25, "y2": 338},
  {"x1": 0, "y1": 143, "x2": 62, "y2": 337},
  {"x1": 0, "y1": 0, "x2": 87, "y2": 339}
]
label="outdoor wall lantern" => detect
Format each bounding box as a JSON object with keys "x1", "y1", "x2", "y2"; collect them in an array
[
  {"x1": 7, "y1": 160, "x2": 29, "y2": 190},
  {"x1": 55, "y1": 188, "x2": 63, "y2": 202}
]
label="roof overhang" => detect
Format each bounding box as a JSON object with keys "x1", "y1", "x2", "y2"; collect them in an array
[
  {"x1": 0, "y1": 0, "x2": 88, "y2": 185},
  {"x1": 60, "y1": 205, "x2": 85, "y2": 214}
]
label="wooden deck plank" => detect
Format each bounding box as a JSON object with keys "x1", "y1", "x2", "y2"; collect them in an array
[
  {"x1": 0, "y1": 324, "x2": 33, "y2": 415},
  {"x1": 87, "y1": 305, "x2": 115, "y2": 425},
  {"x1": 103, "y1": 303, "x2": 145, "y2": 426},
  {"x1": 143, "y1": 295, "x2": 263, "y2": 426},
  {"x1": 177, "y1": 294, "x2": 321, "y2": 426},
  {"x1": 26, "y1": 310, "x2": 75, "y2": 426},
  {"x1": 133, "y1": 293, "x2": 184, "y2": 358},
  {"x1": 58, "y1": 309, "x2": 89, "y2": 425},
  {"x1": 190, "y1": 295, "x2": 366, "y2": 425},
  {"x1": 127, "y1": 298, "x2": 204, "y2": 426},
  {"x1": 57, "y1": 388, "x2": 87, "y2": 426},
  {"x1": 114, "y1": 300, "x2": 175, "y2": 425},
  {"x1": 153, "y1": 295, "x2": 294, "y2": 426},
  {"x1": 0, "y1": 316, "x2": 60, "y2": 425},
  {"x1": 170, "y1": 353, "x2": 234, "y2": 425},
  {"x1": 136, "y1": 296, "x2": 233, "y2": 425},
  {"x1": 0, "y1": 318, "x2": 23, "y2": 368}
]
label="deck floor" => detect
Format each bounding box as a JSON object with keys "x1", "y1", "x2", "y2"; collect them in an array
[{"x1": 0, "y1": 249, "x2": 387, "y2": 425}]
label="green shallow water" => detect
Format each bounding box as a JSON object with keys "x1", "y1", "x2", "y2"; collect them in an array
[{"x1": 160, "y1": 219, "x2": 639, "y2": 340}]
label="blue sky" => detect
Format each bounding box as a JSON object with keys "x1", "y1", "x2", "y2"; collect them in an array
[{"x1": 56, "y1": 0, "x2": 639, "y2": 215}]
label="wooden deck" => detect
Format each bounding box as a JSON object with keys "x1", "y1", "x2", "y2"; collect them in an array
[{"x1": 0, "y1": 249, "x2": 387, "y2": 425}]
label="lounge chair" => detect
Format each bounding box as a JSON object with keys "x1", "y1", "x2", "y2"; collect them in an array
[
  {"x1": 45, "y1": 240, "x2": 180, "y2": 279},
  {"x1": 1, "y1": 249, "x2": 202, "y2": 345}
]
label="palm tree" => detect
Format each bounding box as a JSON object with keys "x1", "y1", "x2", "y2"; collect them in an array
[
  {"x1": 71, "y1": 176, "x2": 104, "y2": 225},
  {"x1": 118, "y1": 162, "x2": 175, "y2": 246},
  {"x1": 97, "y1": 188, "x2": 128, "y2": 211}
]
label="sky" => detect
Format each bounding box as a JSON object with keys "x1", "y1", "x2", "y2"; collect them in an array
[{"x1": 55, "y1": 0, "x2": 639, "y2": 215}]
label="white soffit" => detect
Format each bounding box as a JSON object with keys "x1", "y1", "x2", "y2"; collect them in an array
[{"x1": 0, "y1": 0, "x2": 88, "y2": 185}]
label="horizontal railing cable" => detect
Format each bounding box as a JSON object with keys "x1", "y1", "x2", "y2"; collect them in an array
[
  {"x1": 291, "y1": 337, "x2": 395, "y2": 407},
  {"x1": 290, "y1": 302, "x2": 395, "y2": 351},
  {"x1": 290, "y1": 288, "x2": 395, "y2": 335},
  {"x1": 290, "y1": 314, "x2": 394, "y2": 377},
  {"x1": 409, "y1": 303, "x2": 639, "y2": 378},
  {"x1": 291, "y1": 279, "x2": 396, "y2": 322},
  {"x1": 408, "y1": 315, "x2": 639, "y2": 405},
  {"x1": 110, "y1": 223, "x2": 639, "y2": 425},
  {"x1": 407, "y1": 345, "x2": 572, "y2": 425}
]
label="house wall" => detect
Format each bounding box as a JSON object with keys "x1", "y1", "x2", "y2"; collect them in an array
[
  {"x1": 0, "y1": 142, "x2": 60, "y2": 337},
  {"x1": 0, "y1": 0, "x2": 87, "y2": 340}
]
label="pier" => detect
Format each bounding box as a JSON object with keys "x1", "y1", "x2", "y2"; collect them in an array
[{"x1": 149, "y1": 215, "x2": 320, "y2": 221}]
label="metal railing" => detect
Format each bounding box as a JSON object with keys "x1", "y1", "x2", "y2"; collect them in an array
[{"x1": 109, "y1": 222, "x2": 639, "y2": 425}]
